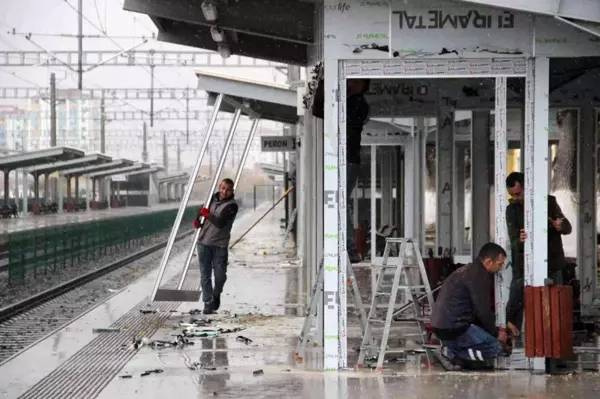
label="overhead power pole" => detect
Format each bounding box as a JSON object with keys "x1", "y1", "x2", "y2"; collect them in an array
[
  {"x1": 162, "y1": 131, "x2": 168, "y2": 172},
  {"x1": 50, "y1": 73, "x2": 57, "y2": 147},
  {"x1": 150, "y1": 65, "x2": 155, "y2": 127},
  {"x1": 185, "y1": 88, "x2": 190, "y2": 144},
  {"x1": 77, "y1": 0, "x2": 83, "y2": 90},
  {"x1": 100, "y1": 94, "x2": 106, "y2": 153},
  {"x1": 142, "y1": 122, "x2": 148, "y2": 162},
  {"x1": 177, "y1": 138, "x2": 182, "y2": 171}
]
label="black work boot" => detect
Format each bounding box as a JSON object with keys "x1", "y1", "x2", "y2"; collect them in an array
[
  {"x1": 212, "y1": 296, "x2": 221, "y2": 311},
  {"x1": 203, "y1": 301, "x2": 214, "y2": 315}
]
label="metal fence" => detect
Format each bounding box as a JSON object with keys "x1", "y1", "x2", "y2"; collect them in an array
[{"x1": 7, "y1": 206, "x2": 198, "y2": 285}]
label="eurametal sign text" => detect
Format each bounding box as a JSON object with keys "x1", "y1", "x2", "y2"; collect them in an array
[{"x1": 394, "y1": 10, "x2": 515, "y2": 30}]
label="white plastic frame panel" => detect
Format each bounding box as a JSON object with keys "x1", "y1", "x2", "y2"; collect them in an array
[{"x1": 339, "y1": 57, "x2": 532, "y2": 370}]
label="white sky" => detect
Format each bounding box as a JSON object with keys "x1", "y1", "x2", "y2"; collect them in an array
[{"x1": 0, "y1": 0, "x2": 289, "y2": 167}]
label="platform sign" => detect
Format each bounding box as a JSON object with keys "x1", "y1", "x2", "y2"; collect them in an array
[
  {"x1": 112, "y1": 174, "x2": 127, "y2": 182},
  {"x1": 261, "y1": 136, "x2": 296, "y2": 152}
]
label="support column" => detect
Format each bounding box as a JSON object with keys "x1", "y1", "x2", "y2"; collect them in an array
[
  {"x1": 380, "y1": 148, "x2": 393, "y2": 227},
  {"x1": 437, "y1": 102, "x2": 454, "y2": 251},
  {"x1": 21, "y1": 169, "x2": 27, "y2": 216},
  {"x1": 43, "y1": 173, "x2": 50, "y2": 201},
  {"x1": 66, "y1": 175, "x2": 72, "y2": 200},
  {"x1": 321, "y1": 59, "x2": 336, "y2": 370},
  {"x1": 3, "y1": 170, "x2": 9, "y2": 204},
  {"x1": 74, "y1": 177, "x2": 79, "y2": 200},
  {"x1": 578, "y1": 102, "x2": 597, "y2": 311},
  {"x1": 416, "y1": 117, "x2": 426, "y2": 252},
  {"x1": 471, "y1": 110, "x2": 491, "y2": 254},
  {"x1": 33, "y1": 173, "x2": 40, "y2": 203},
  {"x1": 453, "y1": 144, "x2": 466, "y2": 255},
  {"x1": 404, "y1": 135, "x2": 415, "y2": 240},
  {"x1": 494, "y1": 77, "x2": 509, "y2": 333},
  {"x1": 58, "y1": 174, "x2": 63, "y2": 212},
  {"x1": 524, "y1": 57, "x2": 550, "y2": 372},
  {"x1": 105, "y1": 178, "x2": 111, "y2": 209}
]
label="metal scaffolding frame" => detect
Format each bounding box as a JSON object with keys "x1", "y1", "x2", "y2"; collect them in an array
[{"x1": 0, "y1": 50, "x2": 284, "y2": 68}]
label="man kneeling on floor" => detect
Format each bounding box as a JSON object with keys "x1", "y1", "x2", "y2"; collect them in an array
[
  {"x1": 430, "y1": 242, "x2": 509, "y2": 370},
  {"x1": 193, "y1": 178, "x2": 239, "y2": 315}
]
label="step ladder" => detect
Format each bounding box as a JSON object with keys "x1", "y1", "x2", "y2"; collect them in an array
[
  {"x1": 295, "y1": 254, "x2": 368, "y2": 361},
  {"x1": 357, "y1": 238, "x2": 435, "y2": 371}
]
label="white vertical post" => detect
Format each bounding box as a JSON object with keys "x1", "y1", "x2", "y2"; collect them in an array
[
  {"x1": 494, "y1": 77, "x2": 508, "y2": 329},
  {"x1": 579, "y1": 102, "x2": 597, "y2": 312},
  {"x1": 404, "y1": 134, "x2": 415, "y2": 240},
  {"x1": 322, "y1": 60, "x2": 339, "y2": 371},
  {"x1": 416, "y1": 117, "x2": 426, "y2": 253},
  {"x1": 437, "y1": 96, "x2": 454, "y2": 251},
  {"x1": 472, "y1": 110, "x2": 491, "y2": 254},
  {"x1": 337, "y1": 62, "x2": 348, "y2": 369},
  {"x1": 525, "y1": 57, "x2": 550, "y2": 371},
  {"x1": 371, "y1": 144, "x2": 377, "y2": 295},
  {"x1": 453, "y1": 143, "x2": 466, "y2": 254}
]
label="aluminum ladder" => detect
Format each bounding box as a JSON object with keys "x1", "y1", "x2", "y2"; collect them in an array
[
  {"x1": 295, "y1": 254, "x2": 368, "y2": 362},
  {"x1": 357, "y1": 237, "x2": 435, "y2": 371}
]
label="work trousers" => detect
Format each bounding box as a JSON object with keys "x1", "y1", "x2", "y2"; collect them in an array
[
  {"x1": 442, "y1": 325, "x2": 503, "y2": 361},
  {"x1": 197, "y1": 243, "x2": 228, "y2": 304}
]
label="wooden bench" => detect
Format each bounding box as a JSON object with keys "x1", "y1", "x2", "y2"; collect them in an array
[{"x1": 524, "y1": 285, "x2": 573, "y2": 359}]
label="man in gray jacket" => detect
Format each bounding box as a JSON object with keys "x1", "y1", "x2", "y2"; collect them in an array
[{"x1": 194, "y1": 178, "x2": 239, "y2": 314}]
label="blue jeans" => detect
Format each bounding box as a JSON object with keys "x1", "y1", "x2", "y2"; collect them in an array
[
  {"x1": 197, "y1": 243, "x2": 228, "y2": 304},
  {"x1": 442, "y1": 325, "x2": 502, "y2": 361},
  {"x1": 346, "y1": 162, "x2": 360, "y2": 255}
]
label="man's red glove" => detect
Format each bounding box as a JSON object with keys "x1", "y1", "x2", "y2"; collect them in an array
[
  {"x1": 193, "y1": 217, "x2": 201, "y2": 229},
  {"x1": 200, "y1": 207, "x2": 210, "y2": 218}
]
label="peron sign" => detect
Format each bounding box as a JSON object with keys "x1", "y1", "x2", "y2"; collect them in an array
[{"x1": 393, "y1": 10, "x2": 515, "y2": 30}]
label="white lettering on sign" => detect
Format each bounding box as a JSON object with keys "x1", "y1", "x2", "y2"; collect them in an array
[
  {"x1": 393, "y1": 10, "x2": 515, "y2": 30},
  {"x1": 261, "y1": 136, "x2": 296, "y2": 152}
]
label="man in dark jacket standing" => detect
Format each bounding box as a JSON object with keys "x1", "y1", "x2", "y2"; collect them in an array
[
  {"x1": 431, "y1": 243, "x2": 508, "y2": 368},
  {"x1": 194, "y1": 178, "x2": 239, "y2": 314},
  {"x1": 504, "y1": 172, "x2": 572, "y2": 336},
  {"x1": 313, "y1": 77, "x2": 370, "y2": 262}
]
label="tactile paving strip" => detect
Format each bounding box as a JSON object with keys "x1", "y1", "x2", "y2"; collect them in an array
[{"x1": 18, "y1": 272, "x2": 200, "y2": 399}]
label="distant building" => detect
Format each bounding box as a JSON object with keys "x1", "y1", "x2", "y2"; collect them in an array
[{"x1": 0, "y1": 95, "x2": 102, "y2": 152}]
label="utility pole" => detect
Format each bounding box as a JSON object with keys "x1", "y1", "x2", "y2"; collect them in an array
[
  {"x1": 100, "y1": 94, "x2": 106, "y2": 153},
  {"x1": 77, "y1": 0, "x2": 83, "y2": 90},
  {"x1": 177, "y1": 138, "x2": 181, "y2": 171},
  {"x1": 185, "y1": 88, "x2": 190, "y2": 144},
  {"x1": 50, "y1": 73, "x2": 57, "y2": 147},
  {"x1": 150, "y1": 64, "x2": 155, "y2": 127},
  {"x1": 142, "y1": 122, "x2": 148, "y2": 162},
  {"x1": 162, "y1": 131, "x2": 168, "y2": 172}
]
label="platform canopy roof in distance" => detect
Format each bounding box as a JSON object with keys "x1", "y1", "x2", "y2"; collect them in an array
[
  {"x1": 123, "y1": 0, "x2": 314, "y2": 66},
  {"x1": 59, "y1": 158, "x2": 135, "y2": 176},
  {"x1": 196, "y1": 70, "x2": 299, "y2": 125},
  {"x1": 84, "y1": 163, "x2": 151, "y2": 179},
  {"x1": 0, "y1": 147, "x2": 84, "y2": 171},
  {"x1": 116, "y1": 166, "x2": 164, "y2": 178},
  {"x1": 25, "y1": 153, "x2": 113, "y2": 175}
]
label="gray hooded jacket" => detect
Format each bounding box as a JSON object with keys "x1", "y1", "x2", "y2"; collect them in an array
[{"x1": 197, "y1": 192, "x2": 238, "y2": 248}]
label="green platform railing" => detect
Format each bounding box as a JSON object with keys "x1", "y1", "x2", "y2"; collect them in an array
[{"x1": 7, "y1": 206, "x2": 198, "y2": 285}]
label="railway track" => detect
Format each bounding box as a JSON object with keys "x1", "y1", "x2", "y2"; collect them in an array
[{"x1": 0, "y1": 229, "x2": 195, "y2": 365}]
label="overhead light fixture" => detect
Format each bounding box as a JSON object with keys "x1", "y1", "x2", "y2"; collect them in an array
[
  {"x1": 210, "y1": 26, "x2": 224, "y2": 43},
  {"x1": 201, "y1": 1, "x2": 218, "y2": 22},
  {"x1": 217, "y1": 44, "x2": 231, "y2": 59}
]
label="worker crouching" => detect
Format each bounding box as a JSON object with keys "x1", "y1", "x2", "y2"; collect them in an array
[
  {"x1": 193, "y1": 178, "x2": 239, "y2": 315},
  {"x1": 430, "y1": 243, "x2": 510, "y2": 370}
]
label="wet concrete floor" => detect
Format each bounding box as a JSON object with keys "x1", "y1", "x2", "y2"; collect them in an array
[{"x1": 92, "y1": 208, "x2": 600, "y2": 398}]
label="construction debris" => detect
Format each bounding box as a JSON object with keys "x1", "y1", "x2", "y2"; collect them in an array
[{"x1": 140, "y1": 369, "x2": 164, "y2": 377}]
